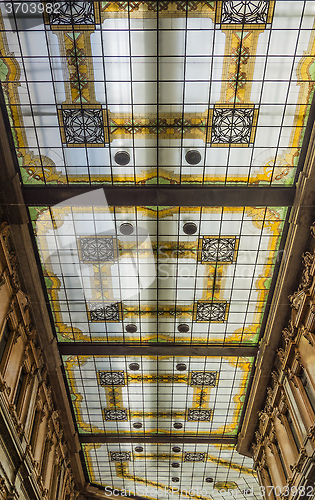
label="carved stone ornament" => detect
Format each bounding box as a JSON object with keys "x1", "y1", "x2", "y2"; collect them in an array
[
  {"x1": 266, "y1": 437, "x2": 275, "y2": 454},
  {"x1": 0, "y1": 476, "x2": 6, "y2": 493},
  {"x1": 307, "y1": 424, "x2": 315, "y2": 440},
  {"x1": 0, "y1": 379, "x2": 7, "y2": 393},
  {"x1": 0, "y1": 270, "x2": 6, "y2": 287},
  {"x1": 22, "y1": 347, "x2": 29, "y2": 363},
  {"x1": 256, "y1": 463, "x2": 266, "y2": 479},
  {"x1": 251, "y1": 442, "x2": 258, "y2": 455},
  {"x1": 303, "y1": 327, "x2": 315, "y2": 347},
  {"x1": 299, "y1": 252, "x2": 314, "y2": 291},
  {"x1": 25, "y1": 324, "x2": 36, "y2": 341},
  {"x1": 12, "y1": 329, "x2": 22, "y2": 345},
  {"x1": 258, "y1": 410, "x2": 269, "y2": 424},
  {"x1": 255, "y1": 430, "x2": 262, "y2": 443},
  {"x1": 288, "y1": 290, "x2": 304, "y2": 310},
  {"x1": 264, "y1": 386, "x2": 276, "y2": 415},
  {"x1": 9, "y1": 258, "x2": 20, "y2": 290},
  {"x1": 260, "y1": 451, "x2": 267, "y2": 469},
  {"x1": 275, "y1": 409, "x2": 284, "y2": 425},
  {"x1": 277, "y1": 348, "x2": 286, "y2": 365},
  {"x1": 310, "y1": 221, "x2": 315, "y2": 238},
  {"x1": 293, "y1": 447, "x2": 308, "y2": 473},
  {"x1": 287, "y1": 368, "x2": 298, "y2": 388},
  {"x1": 282, "y1": 319, "x2": 297, "y2": 344}
]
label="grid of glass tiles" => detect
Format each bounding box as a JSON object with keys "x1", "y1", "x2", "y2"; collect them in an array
[
  {"x1": 30, "y1": 203, "x2": 287, "y2": 344},
  {"x1": 63, "y1": 355, "x2": 253, "y2": 436},
  {"x1": 0, "y1": 1, "x2": 314, "y2": 185},
  {"x1": 82, "y1": 441, "x2": 261, "y2": 499}
]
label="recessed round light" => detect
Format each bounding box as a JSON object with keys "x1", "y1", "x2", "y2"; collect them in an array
[
  {"x1": 183, "y1": 222, "x2": 197, "y2": 235},
  {"x1": 171, "y1": 463, "x2": 180, "y2": 468},
  {"x1": 185, "y1": 150, "x2": 201, "y2": 165},
  {"x1": 135, "y1": 446, "x2": 143, "y2": 452},
  {"x1": 120, "y1": 223, "x2": 134, "y2": 235},
  {"x1": 115, "y1": 151, "x2": 130, "y2": 165},
  {"x1": 176, "y1": 363, "x2": 187, "y2": 372},
  {"x1": 172, "y1": 446, "x2": 181, "y2": 453},
  {"x1": 177, "y1": 324, "x2": 189, "y2": 333},
  {"x1": 133, "y1": 422, "x2": 143, "y2": 429},
  {"x1": 174, "y1": 423, "x2": 183, "y2": 429},
  {"x1": 205, "y1": 478, "x2": 214, "y2": 483},
  {"x1": 172, "y1": 477, "x2": 180, "y2": 483},
  {"x1": 126, "y1": 324, "x2": 137, "y2": 333},
  {"x1": 129, "y1": 363, "x2": 140, "y2": 371}
]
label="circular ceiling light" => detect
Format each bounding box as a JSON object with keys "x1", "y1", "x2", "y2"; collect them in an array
[
  {"x1": 183, "y1": 222, "x2": 197, "y2": 235},
  {"x1": 185, "y1": 150, "x2": 201, "y2": 165},
  {"x1": 172, "y1": 446, "x2": 181, "y2": 453},
  {"x1": 129, "y1": 363, "x2": 140, "y2": 371},
  {"x1": 177, "y1": 324, "x2": 189, "y2": 333},
  {"x1": 126, "y1": 324, "x2": 137, "y2": 333},
  {"x1": 174, "y1": 423, "x2": 183, "y2": 429},
  {"x1": 171, "y1": 463, "x2": 180, "y2": 468},
  {"x1": 176, "y1": 363, "x2": 187, "y2": 372},
  {"x1": 172, "y1": 478, "x2": 180, "y2": 483},
  {"x1": 135, "y1": 446, "x2": 143, "y2": 452},
  {"x1": 115, "y1": 151, "x2": 130, "y2": 165},
  {"x1": 120, "y1": 223, "x2": 134, "y2": 235},
  {"x1": 133, "y1": 422, "x2": 143, "y2": 429}
]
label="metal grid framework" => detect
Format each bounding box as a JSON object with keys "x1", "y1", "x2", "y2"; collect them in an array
[
  {"x1": 0, "y1": 1, "x2": 314, "y2": 186},
  {"x1": 82, "y1": 441, "x2": 261, "y2": 498},
  {"x1": 63, "y1": 355, "x2": 251, "y2": 437},
  {"x1": 30, "y1": 205, "x2": 286, "y2": 345},
  {"x1": 1, "y1": 1, "x2": 314, "y2": 497}
]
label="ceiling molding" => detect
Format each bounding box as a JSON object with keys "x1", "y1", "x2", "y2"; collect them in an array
[
  {"x1": 79, "y1": 434, "x2": 237, "y2": 445},
  {"x1": 237, "y1": 118, "x2": 315, "y2": 457},
  {"x1": 58, "y1": 343, "x2": 258, "y2": 357},
  {"x1": 22, "y1": 186, "x2": 295, "y2": 208}
]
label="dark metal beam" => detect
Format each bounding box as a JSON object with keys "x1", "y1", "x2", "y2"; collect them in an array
[
  {"x1": 22, "y1": 185, "x2": 295, "y2": 207},
  {"x1": 79, "y1": 434, "x2": 237, "y2": 445},
  {"x1": 58, "y1": 343, "x2": 258, "y2": 357}
]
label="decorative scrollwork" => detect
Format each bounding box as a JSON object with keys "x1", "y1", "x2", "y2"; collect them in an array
[
  {"x1": 264, "y1": 386, "x2": 274, "y2": 413},
  {"x1": 110, "y1": 451, "x2": 131, "y2": 462},
  {"x1": 288, "y1": 290, "x2": 304, "y2": 310},
  {"x1": 200, "y1": 237, "x2": 238, "y2": 263},
  {"x1": 99, "y1": 371, "x2": 125, "y2": 386},
  {"x1": 194, "y1": 301, "x2": 228, "y2": 322},
  {"x1": 184, "y1": 452, "x2": 206, "y2": 462},
  {"x1": 211, "y1": 107, "x2": 255, "y2": 144},
  {"x1": 88, "y1": 302, "x2": 122, "y2": 322},
  {"x1": 61, "y1": 108, "x2": 105, "y2": 145},
  {"x1": 187, "y1": 409, "x2": 213, "y2": 421},
  {"x1": 258, "y1": 410, "x2": 268, "y2": 424},
  {"x1": 282, "y1": 319, "x2": 297, "y2": 345},
  {"x1": 277, "y1": 348, "x2": 286, "y2": 366},
  {"x1": 190, "y1": 371, "x2": 218, "y2": 386},
  {"x1": 292, "y1": 447, "x2": 307, "y2": 472},
  {"x1": 104, "y1": 409, "x2": 128, "y2": 421},
  {"x1": 78, "y1": 236, "x2": 116, "y2": 262},
  {"x1": 298, "y1": 252, "x2": 314, "y2": 291},
  {"x1": 221, "y1": 0, "x2": 270, "y2": 24},
  {"x1": 49, "y1": 1, "x2": 95, "y2": 25}
]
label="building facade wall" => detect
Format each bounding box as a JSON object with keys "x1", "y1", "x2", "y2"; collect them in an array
[
  {"x1": 252, "y1": 222, "x2": 315, "y2": 499},
  {"x1": 0, "y1": 221, "x2": 79, "y2": 500}
]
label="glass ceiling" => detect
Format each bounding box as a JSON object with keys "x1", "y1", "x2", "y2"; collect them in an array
[
  {"x1": 1, "y1": 1, "x2": 314, "y2": 498},
  {"x1": 30, "y1": 204, "x2": 286, "y2": 344},
  {"x1": 0, "y1": 1, "x2": 314, "y2": 185}
]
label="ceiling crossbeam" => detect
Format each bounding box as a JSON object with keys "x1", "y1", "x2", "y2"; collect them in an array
[
  {"x1": 22, "y1": 185, "x2": 295, "y2": 207},
  {"x1": 79, "y1": 434, "x2": 237, "y2": 445},
  {"x1": 58, "y1": 343, "x2": 258, "y2": 357}
]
